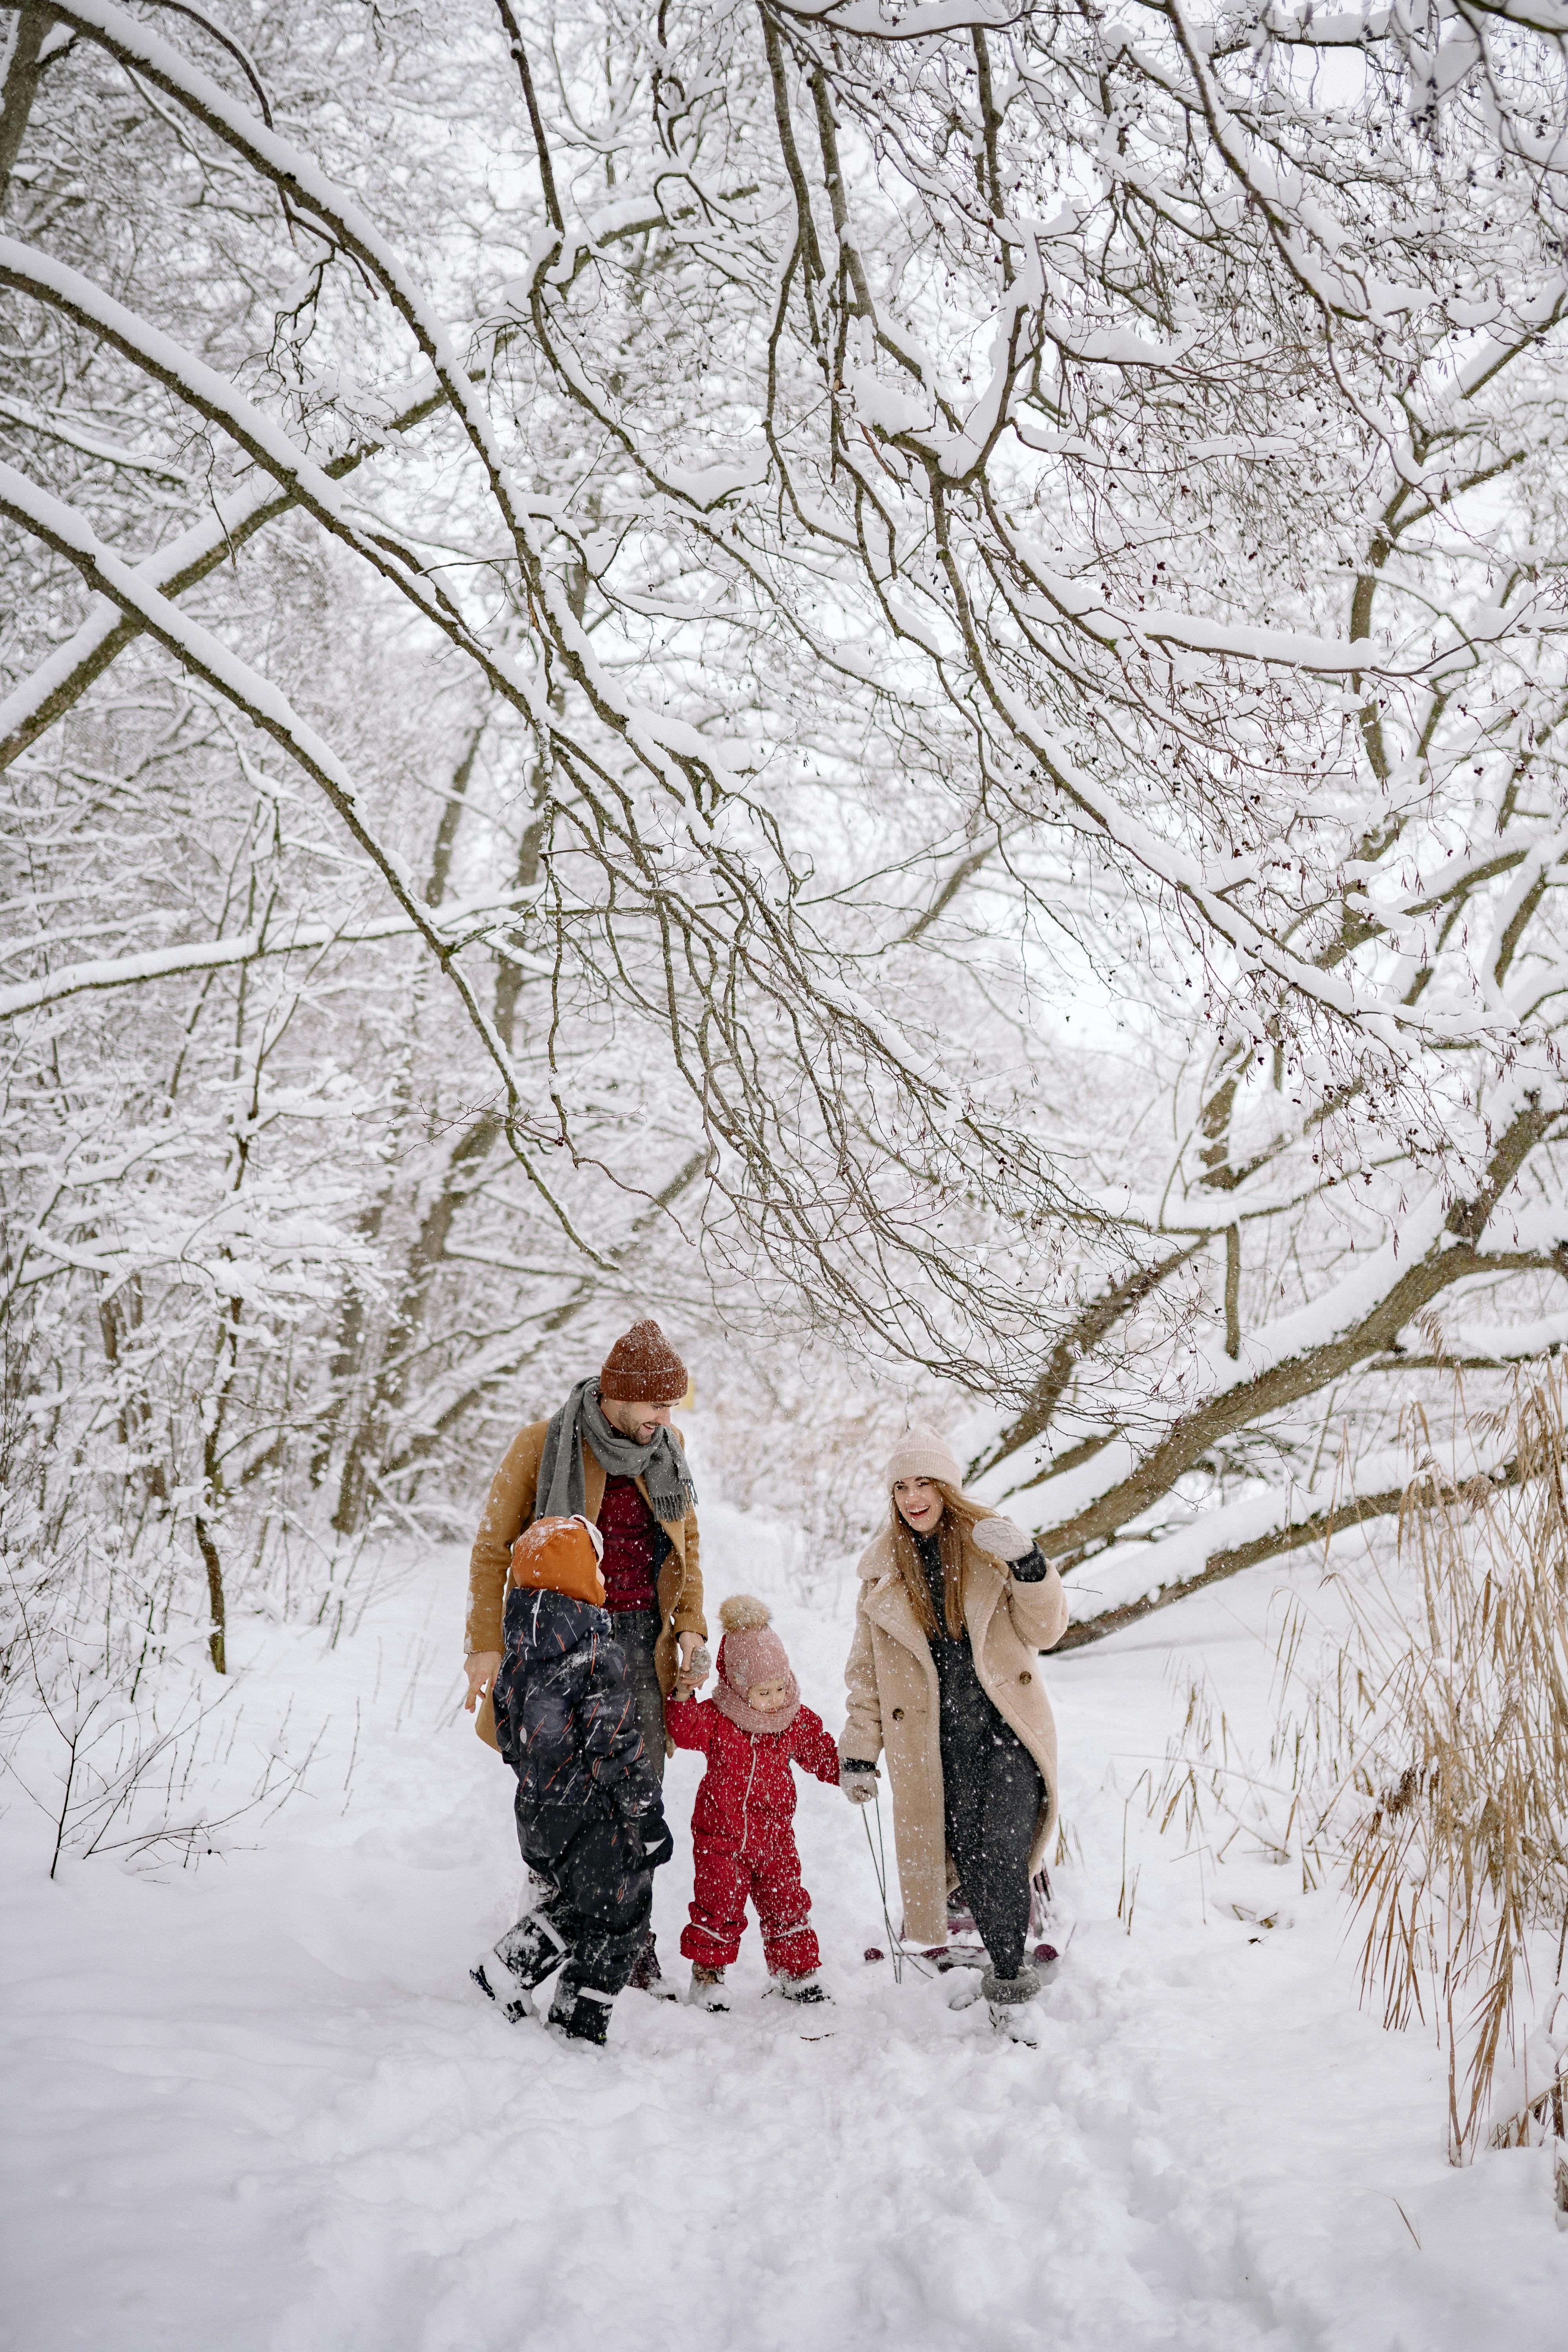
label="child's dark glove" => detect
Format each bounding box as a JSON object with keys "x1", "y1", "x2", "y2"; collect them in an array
[{"x1": 638, "y1": 1809, "x2": 674, "y2": 1870}]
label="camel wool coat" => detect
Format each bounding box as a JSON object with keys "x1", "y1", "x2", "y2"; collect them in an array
[
  {"x1": 839, "y1": 1521, "x2": 1069, "y2": 1945},
  {"x1": 466, "y1": 1417, "x2": 704, "y2": 1753}
]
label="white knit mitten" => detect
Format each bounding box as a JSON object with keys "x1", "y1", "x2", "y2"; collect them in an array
[
  {"x1": 970, "y1": 1515, "x2": 1034, "y2": 1563},
  {"x1": 843, "y1": 1766, "x2": 880, "y2": 1805}
]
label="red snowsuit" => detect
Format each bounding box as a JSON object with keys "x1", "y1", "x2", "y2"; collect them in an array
[{"x1": 666, "y1": 1696, "x2": 840, "y2": 1977}]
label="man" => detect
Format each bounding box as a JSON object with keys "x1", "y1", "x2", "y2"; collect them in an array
[{"x1": 464, "y1": 1319, "x2": 707, "y2": 1993}]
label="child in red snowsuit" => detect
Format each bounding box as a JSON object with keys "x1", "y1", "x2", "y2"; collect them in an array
[{"x1": 666, "y1": 1594, "x2": 840, "y2": 2008}]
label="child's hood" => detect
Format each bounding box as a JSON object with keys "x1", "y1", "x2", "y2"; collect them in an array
[
  {"x1": 503, "y1": 1581, "x2": 613, "y2": 1667},
  {"x1": 508, "y1": 1512, "x2": 606, "y2": 1610}
]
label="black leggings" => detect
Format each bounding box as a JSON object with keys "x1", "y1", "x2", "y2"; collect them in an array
[{"x1": 942, "y1": 1723, "x2": 1044, "y2": 1980}]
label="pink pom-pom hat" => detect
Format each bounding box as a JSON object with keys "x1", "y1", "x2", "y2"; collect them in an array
[{"x1": 711, "y1": 1595, "x2": 800, "y2": 1733}]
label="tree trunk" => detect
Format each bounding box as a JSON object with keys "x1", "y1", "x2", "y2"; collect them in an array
[
  {"x1": 194, "y1": 1515, "x2": 227, "y2": 1674},
  {"x1": 0, "y1": 8, "x2": 49, "y2": 210}
]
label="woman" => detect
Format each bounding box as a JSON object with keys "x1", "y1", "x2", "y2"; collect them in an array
[{"x1": 840, "y1": 1427, "x2": 1068, "y2": 2041}]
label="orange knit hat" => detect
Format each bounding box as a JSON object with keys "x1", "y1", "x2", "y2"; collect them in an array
[
  {"x1": 508, "y1": 1514, "x2": 606, "y2": 1609},
  {"x1": 599, "y1": 1319, "x2": 688, "y2": 1405}
]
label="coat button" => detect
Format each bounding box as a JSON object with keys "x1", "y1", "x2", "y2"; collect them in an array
[
  {"x1": 1018, "y1": 1671, "x2": 1032, "y2": 1684},
  {"x1": 891, "y1": 1706, "x2": 905, "y2": 1721}
]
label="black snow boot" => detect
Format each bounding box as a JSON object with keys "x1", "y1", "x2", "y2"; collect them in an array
[
  {"x1": 627, "y1": 1930, "x2": 678, "y2": 1999},
  {"x1": 495, "y1": 1896, "x2": 573, "y2": 1987},
  {"x1": 471, "y1": 1895, "x2": 572, "y2": 2022},
  {"x1": 548, "y1": 1974, "x2": 615, "y2": 2047},
  {"x1": 982, "y1": 1962, "x2": 1041, "y2": 2046}
]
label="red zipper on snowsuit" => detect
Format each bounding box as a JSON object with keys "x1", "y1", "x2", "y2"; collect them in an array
[{"x1": 739, "y1": 1729, "x2": 760, "y2": 1857}]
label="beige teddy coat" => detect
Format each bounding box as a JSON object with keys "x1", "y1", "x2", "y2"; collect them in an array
[{"x1": 839, "y1": 1521, "x2": 1069, "y2": 1945}]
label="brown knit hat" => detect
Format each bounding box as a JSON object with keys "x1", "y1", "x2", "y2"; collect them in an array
[{"x1": 599, "y1": 1319, "x2": 688, "y2": 1405}]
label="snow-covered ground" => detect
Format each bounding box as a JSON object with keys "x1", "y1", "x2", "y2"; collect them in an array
[{"x1": 5, "y1": 1498, "x2": 1567, "y2": 2351}]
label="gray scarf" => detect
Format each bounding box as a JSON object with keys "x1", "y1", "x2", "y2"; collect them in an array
[{"x1": 535, "y1": 1376, "x2": 697, "y2": 1528}]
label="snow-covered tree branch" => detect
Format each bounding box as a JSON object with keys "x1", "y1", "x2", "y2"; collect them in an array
[{"x1": 4, "y1": 0, "x2": 1568, "y2": 1673}]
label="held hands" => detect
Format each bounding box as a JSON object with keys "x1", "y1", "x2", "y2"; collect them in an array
[
  {"x1": 673, "y1": 1632, "x2": 712, "y2": 1701},
  {"x1": 463, "y1": 1651, "x2": 502, "y2": 1713},
  {"x1": 970, "y1": 1515, "x2": 1035, "y2": 1564}
]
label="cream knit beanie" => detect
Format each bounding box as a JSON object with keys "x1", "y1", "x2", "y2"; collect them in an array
[{"x1": 883, "y1": 1425, "x2": 963, "y2": 1491}]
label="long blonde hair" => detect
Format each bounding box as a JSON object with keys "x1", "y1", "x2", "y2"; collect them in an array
[{"x1": 889, "y1": 1479, "x2": 988, "y2": 1639}]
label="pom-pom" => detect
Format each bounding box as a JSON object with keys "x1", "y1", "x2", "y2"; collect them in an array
[{"x1": 718, "y1": 1593, "x2": 771, "y2": 1632}]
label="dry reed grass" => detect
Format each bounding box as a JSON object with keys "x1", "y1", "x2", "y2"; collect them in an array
[
  {"x1": 1143, "y1": 1367, "x2": 1568, "y2": 2168},
  {"x1": 1332, "y1": 1372, "x2": 1568, "y2": 2161}
]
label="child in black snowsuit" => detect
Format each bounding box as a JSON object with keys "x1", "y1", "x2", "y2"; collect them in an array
[{"x1": 472, "y1": 1514, "x2": 672, "y2": 2045}]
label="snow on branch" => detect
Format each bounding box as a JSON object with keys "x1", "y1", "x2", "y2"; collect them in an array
[
  {"x1": 6, "y1": 0, "x2": 1568, "y2": 1635},
  {"x1": 0, "y1": 886, "x2": 551, "y2": 1022}
]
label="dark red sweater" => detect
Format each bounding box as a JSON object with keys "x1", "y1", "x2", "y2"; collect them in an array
[{"x1": 597, "y1": 1474, "x2": 659, "y2": 1613}]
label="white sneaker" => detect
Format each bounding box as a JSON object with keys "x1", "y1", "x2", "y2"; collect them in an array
[{"x1": 771, "y1": 1971, "x2": 831, "y2": 2006}]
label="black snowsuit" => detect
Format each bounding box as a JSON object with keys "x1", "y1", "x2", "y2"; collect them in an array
[
  {"x1": 492, "y1": 1585, "x2": 672, "y2": 1999},
  {"x1": 915, "y1": 1530, "x2": 1048, "y2": 1980}
]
